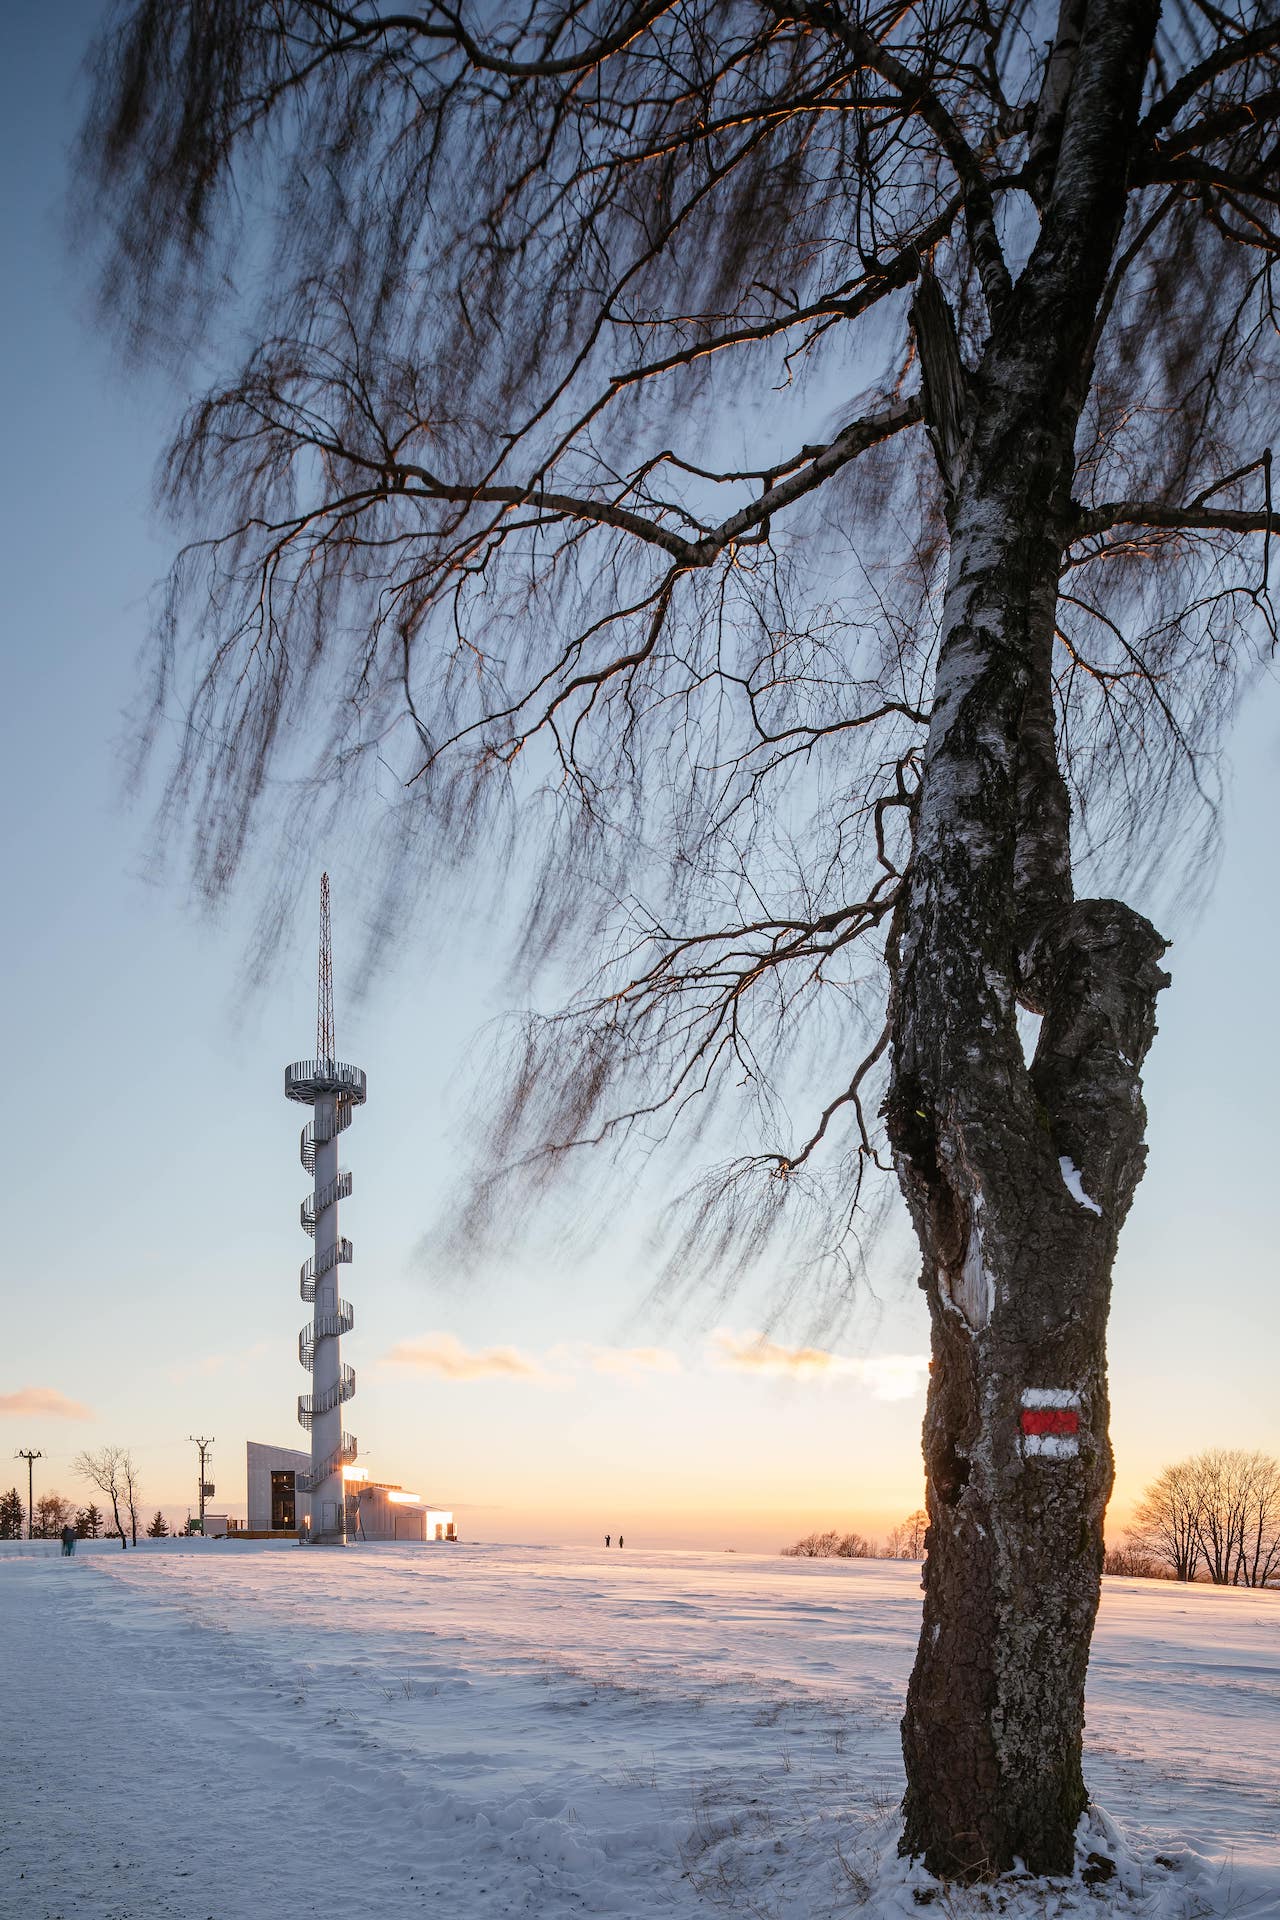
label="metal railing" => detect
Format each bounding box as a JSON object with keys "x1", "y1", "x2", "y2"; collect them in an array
[
  {"x1": 299, "y1": 1102, "x2": 353, "y2": 1173},
  {"x1": 298, "y1": 1365, "x2": 356, "y2": 1428},
  {"x1": 300, "y1": 1238, "x2": 353, "y2": 1300},
  {"x1": 298, "y1": 1302, "x2": 355, "y2": 1369},
  {"x1": 285, "y1": 1059, "x2": 368, "y2": 1103},
  {"x1": 301, "y1": 1171, "x2": 353, "y2": 1236},
  {"x1": 288, "y1": 1047, "x2": 363, "y2": 1487},
  {"x1": 286, "y1": 1058, "x2": 368, "y2": 1092},
  {"x1": 297, "y1": 1431, "x2": 358, "y2": 1493}
]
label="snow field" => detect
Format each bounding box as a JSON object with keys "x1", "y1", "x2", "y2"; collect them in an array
[{"x1": 0, "y1": 1544, "x2": 1276, "y2": 1919}]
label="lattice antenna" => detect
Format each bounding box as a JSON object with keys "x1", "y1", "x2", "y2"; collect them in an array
[{"x1": 317, "y1": 872, "x2": 334, "y2": 1068}]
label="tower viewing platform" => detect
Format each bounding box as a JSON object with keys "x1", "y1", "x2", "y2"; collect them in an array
[
  {"x1": 288, "y1": 874, "x2": 365, "y2": 1543},
  {"x1": 284, "y1": 1059, "x2": 368, "y2": 1104}
]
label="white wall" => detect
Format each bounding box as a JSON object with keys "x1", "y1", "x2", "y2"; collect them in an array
[{"x1": 246, "y1": 1439, "x2": 311, "y2": 1532}]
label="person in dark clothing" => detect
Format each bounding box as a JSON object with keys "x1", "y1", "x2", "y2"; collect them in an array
[
  {"x1": 60, "y1": 1524, "x2": 76, "y2": 1557},
  {"x1": 618, "y1": 1536, "x2": 624, "y2": 1548},
  {"x1": 605, "y1": 1534, "x2": 611, "y2": 1548}
]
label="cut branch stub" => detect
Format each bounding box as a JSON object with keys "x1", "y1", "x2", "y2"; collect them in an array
[{"x1": 910, "y1": 267, "x2": 972, "y2": 507}]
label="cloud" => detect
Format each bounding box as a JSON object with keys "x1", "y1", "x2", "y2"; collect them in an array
[
  {"x1": 710, "y1": 1331, "x2": 928, "y2": 1401},
  {"x1": 381, "y1": 1329, "x2": 923, "y2": 1398},
  {"x1": 384, "y1": 1332, "x2": 551, "y2": 1382},
  {"x1": 385, "y1": 1333, "x2": 682, "y2": 1385},
  {"x1": 0, "y1": 1386, "x2": 94, "y2": 1421},
  {"x1": 551, "y1": 1343, "x2": 683, "y2": 1378},
  {"x1": 592, "y1": 1345, "x2": 682, "y2": 1377}
]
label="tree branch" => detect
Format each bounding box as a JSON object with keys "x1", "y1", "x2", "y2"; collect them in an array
[
  {"x1": 1144, "y1": 85, "x2": 1280, "y2": 165},
  {"x1": 309, "y1": 0, "x2": 679, "y2": 79},
  {"x1": 354, "y1": 397, "x2": 924, "y2": 564},
  {"x1": 1139, "y1": 21, "x2": 1280, "y2": 141},
  {"x1": 1074, "y1": 500, "x2": 1276, "y2": 539},
  {"x1": 771, "y1": 0, "x2": 1013, "y2": 322}
]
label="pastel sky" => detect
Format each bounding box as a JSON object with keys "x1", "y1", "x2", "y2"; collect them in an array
[{"x1": 2, "y1": 6, "x2": 1276, "y2": 1552}]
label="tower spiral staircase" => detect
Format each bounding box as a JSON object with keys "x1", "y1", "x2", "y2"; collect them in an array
[{"x1": 284, "y1": 875, "x2": 366, "y2": 1537}]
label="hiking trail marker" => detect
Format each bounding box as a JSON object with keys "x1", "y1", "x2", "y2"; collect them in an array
[{"x1": 1020, "y1": 1388, "x2": 1081, "y2": 1459}]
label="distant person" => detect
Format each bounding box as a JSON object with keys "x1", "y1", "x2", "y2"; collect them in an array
[
  {"x1": 618, "y1": 1536, "x2": 624, "y2": 1549},
  {"x1": 605, "y1": 1534, "x2": 611, "y2": 1548},
  {"x1": 60, "y1": 1524, "x2": 76, "y2": 1557}
]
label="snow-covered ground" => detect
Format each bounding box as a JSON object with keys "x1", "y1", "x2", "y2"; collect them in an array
[{"x1": 1, "y1": 1544, "x2": 1275, "y2": 1919}]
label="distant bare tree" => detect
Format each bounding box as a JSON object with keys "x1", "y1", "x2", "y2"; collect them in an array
[
  {"x1": 121, "y1": 1451, "x2": 143, "y2": 1548},
  {"x1": 1126, "y1": 1449, "x2": 1280, "y2": 1586},
  {"x1": 32, "y1": 1492, "x2": 75, "y2": 1539},
  {"x1": 1234, "y1": 1453, "x2": 1280, "y2": 1590},
  {"x1": 783, "y1": 1529, "x2": 843, "y2": 1558},
  {"x1": 78, "y1": 0, "x2": 1280, "y2": 1879},
  {"x1": 885, "y1": 1509, "x2": 929, "y2": 1558},
  {"x1": 1126, "y1": 1459, "x2": 1203, "y2": 1581},
  {"x1": 1189, "y1": 1447, "x2": 1244, "y2": 1584},
  {"x1": 1101, "y1": 1543, "x2": 1168, "y2": 1578},
  {"x1": 783, "y1": 1527, "x2": 875, "y2": 1558},
  {"x1": 1187, "y1": 1447, "x2": 1280, "y2": 1587},
  {"x1": 74, "y1": 1447, "x2": 130, "y2": 1548}
]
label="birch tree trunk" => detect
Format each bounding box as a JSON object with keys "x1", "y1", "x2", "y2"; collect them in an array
[{"x1": 887, "y1": 1, "x2": 1170, "y2": 1876}]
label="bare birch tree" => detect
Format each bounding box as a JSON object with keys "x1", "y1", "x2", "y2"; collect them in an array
[
  {"x1": 121, "y1": 1450, "x2": 143, "y2": 1548},
  {"x1": 74, "y1": 1446, "x2": 130, "y2": 1548},
  {"x1": 1126, "y1": 1458, "x2": 1203, "y2": 1581},
  {"x1": 1128, "y1": 1449, "x2": 1280, "y2": 1586},
  {"x1": 886, "y1": 1508, "x2": 929, "y2": 1558},
  {"x1": 1101, "y1": 1542, "x2": 1167, "y2": 1577},
  {"x1": 1188, "y1": 1447, "x2": 1280, "y2": 1586},
  {"x1": 78, "y1": 0, "x2": 1279, "y2": 1878},
  {"x1": 1234, "y1": 1452, "x2": 1280, "y2": 1589}
]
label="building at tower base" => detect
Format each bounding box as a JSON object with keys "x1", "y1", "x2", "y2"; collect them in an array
[
  {"x1": 245, "y1": 1442, "x2": 455, "y2": 1542},
  {"x1": 247, "y1": 1441, "x2": 312, "y2": 1534}
]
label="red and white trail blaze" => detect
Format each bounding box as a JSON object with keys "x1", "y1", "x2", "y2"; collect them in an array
[{"x1": 1019, "y1": 1388, "x2": 1082, "y2": 1459}]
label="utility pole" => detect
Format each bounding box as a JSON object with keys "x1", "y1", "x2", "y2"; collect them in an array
[
  {"x1": 15, "y1": 1450, "x2": 42, "y2": 1539},
  {"x1": 189, "y1": 1436, "x2": 214, "y2": 1533}
]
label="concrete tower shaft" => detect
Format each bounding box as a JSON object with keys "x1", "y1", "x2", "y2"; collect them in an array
[{"x1": 285, "y1": 874, "x2": 366, "y2": 1544}]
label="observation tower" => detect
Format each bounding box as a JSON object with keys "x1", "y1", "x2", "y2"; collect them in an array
[{"x1": 285, "y1": 874, "x2": 366, "y2": 1544}]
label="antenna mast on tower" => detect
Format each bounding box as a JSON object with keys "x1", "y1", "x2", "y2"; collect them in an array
[{"x1": 317, "y1": 872, "x2": 335, "y2": 1069}]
